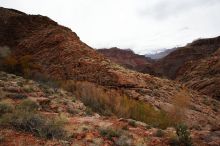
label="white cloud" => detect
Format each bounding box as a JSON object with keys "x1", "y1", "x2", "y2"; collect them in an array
[{"x1": 1, "y1": 0, "x2": 220, "y2": 54}]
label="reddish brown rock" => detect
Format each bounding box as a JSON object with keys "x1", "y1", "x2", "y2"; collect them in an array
[{"x1": 98, "y1": 47, "x2": 155, "y2": 74}]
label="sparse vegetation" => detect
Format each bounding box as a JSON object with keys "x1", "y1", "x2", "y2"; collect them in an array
[
  {"x1": 0, "y1": 99, "x2": 67, "y2": 140},
  {"x1": 7, "y1": 93, "x2": 27, "y2": 99},
  {"x1": 175, "y1": 123, "x2": 193, "y2": 146},
  {"x1": 99, "y1": 128, "x2": 121, "y2": 140},
  {"x1": 169, "y1": 90, "x2": 190, "y2": 124},
  {"x1": 0, "y1": 102, "x2": 13, "y2": 116},
  {"x1": 16, "y1": 99, "x2": 39, "y2": 111},
  {"x1": 68, "y1": 81, "x2": 176, "y2": 129}
]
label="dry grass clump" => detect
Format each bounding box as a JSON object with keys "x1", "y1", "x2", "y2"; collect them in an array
[{"x1": 168, "y1": 90, "x2": 191, "y2": 124}]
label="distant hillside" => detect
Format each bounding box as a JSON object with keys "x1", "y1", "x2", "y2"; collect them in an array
[
  {"x1": 152, "y1": 36, "x2": 220, "y2": 99},
  {"x1": 145, "y1": 48, "x2": 178, "y2": 59},
  {"x1": 98, "y1": 37, "x2": 220, "y2": 100},
  {"x1": 154, "y1": 36, "x2": 220, "y2": 79},
  {"x1": 98, "y1": 47, "x2": 155, "y2": 74}
]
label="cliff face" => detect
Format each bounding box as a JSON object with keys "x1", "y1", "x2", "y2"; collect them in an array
[{"x1": 98, "y1": 47, "x2": 155, "y2": 74}]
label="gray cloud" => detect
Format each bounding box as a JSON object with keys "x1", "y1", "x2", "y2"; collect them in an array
[{"x1": 140, "y1": 0, "x2": 220, "y2": 19}]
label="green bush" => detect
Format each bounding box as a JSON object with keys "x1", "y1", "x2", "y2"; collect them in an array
[
  {"x1": 176, "y1": 124, "x2": 193, "y2": 146},
  {"x1": 16, "y1": 99, "x2": 39, "y2": 111},
  {"x1": 99, "y1": 128, "x2": 121, "y2": 140},
  {"x1": 0, "y1": 102, "x2": 13, "y2": 116}
]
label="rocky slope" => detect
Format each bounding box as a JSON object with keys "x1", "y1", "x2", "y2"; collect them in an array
[
  {"x1": 176, "y1": 48, "x2": 220, "y2": 100},
  {"x1": 1, "y1": 72, "x2": 220, "y2": 146},
  {"x1": 0, "y1": 71, "x2": 175, "y2": 146},
  {"x1": 98, "y1": 47, "x2": 155, "y2": 74}
]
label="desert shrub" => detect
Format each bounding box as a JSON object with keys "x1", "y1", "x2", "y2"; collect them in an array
[
  {"x1": 38, "y1": 99, "x2": 51, "y2": 110},
  {"x1": 39, "y1": 120, "x2": 67, "y2": 139},
  {"x1": 1, "y1": 110, "x2": 66, "y2": 140},
  {"x1": 85, "y1": 107, "x2": 93, "y2": 116},
  {"x1": 116, "y1": 135, "x2": 133, "y2": 146},
  {"x1": 99, "y1": 128, "x2": 121, "y2": 140},
  {"x1": 0, "y1": 100, "x2": 67, "y2": 140},
  {"x1": 60, "y1": 80, "x2": 76, "y2": 93},
  {"x1": 168, "y1": 90, "x2": 191, "y2": 124},
  {"x1": 155, "y1": 129, "x2": 165, "y2": 137},
  {"x1": 128, "y1": 120, "x2": 137, "y2": 127},
  {"x1": 16, "y1": 99, "x2": 39, "y2": 112},
  {"x1": 0, "y1": 102, "x2": 13, "y2": 116},
  {"x1": 7, "y1": 93, "x2": 27, "y2": 99},
  {"x1": 72, "y1": 96, "x2": 76, "y2": 102},
  {"x1": 176, "y1": 123, "x2": 193, "y2": 146},
  {"x1": 32, "y1": 73, "x2": 61, "y2": 92},
  {"x1": 8, "y1": 111, "x2": 45, "y2": 132}
]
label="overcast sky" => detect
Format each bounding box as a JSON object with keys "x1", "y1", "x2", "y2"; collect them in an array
[{"x1": 1, "y1": 0, "x2": 220, "y2": 54}]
